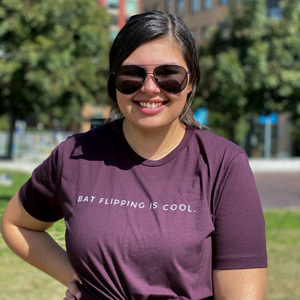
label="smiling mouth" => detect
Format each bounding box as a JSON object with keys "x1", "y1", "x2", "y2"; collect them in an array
[{"x1": 137, "y1": 101, "x2": 168, "y2": 108}]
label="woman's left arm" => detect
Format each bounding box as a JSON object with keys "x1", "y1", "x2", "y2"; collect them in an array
[{"x1": 213, "y1": 268, "x2": 267, "y2": 300}]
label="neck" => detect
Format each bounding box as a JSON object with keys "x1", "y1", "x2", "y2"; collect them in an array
[{"x1": 123, "y1": 119, "x2": 186, "y2": 160}]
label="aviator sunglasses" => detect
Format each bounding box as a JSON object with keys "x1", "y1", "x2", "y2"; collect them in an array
[{"x1": 112, "y1": 65, "x2": 190, "y2": 94}]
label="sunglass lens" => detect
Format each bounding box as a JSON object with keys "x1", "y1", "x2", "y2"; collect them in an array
[
  {"x1": 154, "y1": 65, "x2": 187, "y2": 93},
  {"x1": 114, "y1": 66, "x2": 145, "y2": 94}
]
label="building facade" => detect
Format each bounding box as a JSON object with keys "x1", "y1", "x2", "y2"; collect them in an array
[
  {"x1": 143, "y1": 0, "x2": 281, "y2": 47},
  {"x1": 81, "y1": 0, "x2": 142, "y2": 133},
  {"x1": 99, "y1": 0, "x2": 142, "y2": 40},
  {"x1": 143, "y1": 0, "x2": 230, "y2": 47},
  {"x1": 142, "y1": 0, "x2": 292, "y2": 158}
]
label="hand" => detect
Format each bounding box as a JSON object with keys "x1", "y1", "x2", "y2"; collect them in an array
[{"x1": 63, "y1": 273, "x2": 82, "y2": 300}]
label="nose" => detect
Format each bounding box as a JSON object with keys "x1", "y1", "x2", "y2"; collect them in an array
[{"x1": 140, "y1": 74, "x2": 161, "y2": 94}]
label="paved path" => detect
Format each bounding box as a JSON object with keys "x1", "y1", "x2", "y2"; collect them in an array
[{"x1": 254, "y1": 172, "x2": 300, "y2": 209}]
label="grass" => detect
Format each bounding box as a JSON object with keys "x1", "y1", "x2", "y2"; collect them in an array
[
  {"x1": 0, "y1": 171, "x2": 66, "y2": 300},
  {"x1": 0, "y1": 171, "x2": 300, "y2": 299},
  {"x1": 264, "y1": 210, "x2": 300, "y2": 300}
]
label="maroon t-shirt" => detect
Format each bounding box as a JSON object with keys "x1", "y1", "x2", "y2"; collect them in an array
[{"x1": 19, "y1": 118, "x2": 267, "y2": 300}]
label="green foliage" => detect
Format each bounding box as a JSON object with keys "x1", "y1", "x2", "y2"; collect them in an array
[
  {"x1": 196, "y1": 0, "x2": 300, "y2": 144},
  {"x1": 0, "y1": 0, "x2": 111, "y2": 124},
  {"x1": 0, "y1": 114, "x2": 9, "y2": 130}
]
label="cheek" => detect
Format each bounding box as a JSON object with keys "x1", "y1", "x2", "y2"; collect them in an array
[
  {"x1": 116, "y1": 90, "x2": 136, "y2": 104},
  {"x1": 173, "y1": 94, "x2": 189, "y2": 112},
  {"x1": 116, "y1": 91, "x2": 137, "y2": 116},
  {"x1": 116, "y1": 91, "x2": 128, "y2": 107}
]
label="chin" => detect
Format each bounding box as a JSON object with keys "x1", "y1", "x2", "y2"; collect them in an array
[{"x1": 135, "y1": 117, "x2": 177, "y2": 131}]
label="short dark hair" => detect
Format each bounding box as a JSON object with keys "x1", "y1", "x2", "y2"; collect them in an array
[{"x1": 107, "y1": 11, "x2": 205, "y2": 129}]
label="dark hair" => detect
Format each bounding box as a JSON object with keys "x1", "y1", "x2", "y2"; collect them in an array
[{"x1": 107, "y1": 11, "x2": 205, "y2": 129}]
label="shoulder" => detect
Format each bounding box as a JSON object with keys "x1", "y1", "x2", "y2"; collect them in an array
[
  {"x1": 55, "y1": 120, "x2": 119, "y2": 159},
  {"x1": 184, "y1": 127, "x2": 251, "y2": 179},
  {"x1": 68, "y1": 120, "x2": 117, "y2": 146},
  {"x1": 188, "y1": 127, "x2": 245, "y2": 161}
]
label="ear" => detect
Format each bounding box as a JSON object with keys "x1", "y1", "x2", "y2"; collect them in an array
[{"x1": 187, "y1": 83, "x2": 193, "y2": 94}]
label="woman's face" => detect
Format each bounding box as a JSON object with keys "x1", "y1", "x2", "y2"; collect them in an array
[{"x1": 116, "y1": 37, "x2": 192, "y2": 133}]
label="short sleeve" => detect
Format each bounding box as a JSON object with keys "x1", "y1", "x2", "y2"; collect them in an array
[
  {"x1": 19, "y1": 143, "x2": 65, "y2": 222},
  {"x1": 212, "y1": 152, "x2": 267, "y2": 270}
]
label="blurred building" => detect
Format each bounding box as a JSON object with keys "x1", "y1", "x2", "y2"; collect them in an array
[
  {"x1": 81, "y1": 0, "x2": 142, "y2": 133},
  {"x1": 142, "y1": 0, "x2": 292, "y2": 158},
  {"x1": 144, "y1": 0, "x2": 229, "y2": 47},
  {"x1": 99, "y1": 0, "x2": 142, "y2": 40},
  {"x1": 81, "y1": 103, "x2": 111, "y2": 133},
  {"x1": 143, "y1": 0, "x2": 282, "y2": 47}
]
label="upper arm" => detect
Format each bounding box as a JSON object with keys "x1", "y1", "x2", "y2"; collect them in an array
[
  {"x1": 212, "y1": 154, "x2": 268, "y2": 299},
  {"x1": 212, "y1": 153, "x2": 267, "y2": 270},
  {"x1": 1, "y1": 193, "x2": 55, "y2": 233},
  {"x1": 213, "y1": 268, "x2": 267, "y2": 300}
]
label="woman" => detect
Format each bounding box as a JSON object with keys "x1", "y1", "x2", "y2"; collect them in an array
[{"x1": 1, "y1": 11, "x2": 267, "y2": 300}]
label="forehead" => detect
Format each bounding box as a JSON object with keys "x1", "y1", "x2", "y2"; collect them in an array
[{"x1": 122, "y1": 38, "x2": 187, "y2": 68}]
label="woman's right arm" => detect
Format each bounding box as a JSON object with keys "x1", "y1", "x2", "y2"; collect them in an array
[{"x1": 1, "y1": 193, "x2": 75, "y2": 287}]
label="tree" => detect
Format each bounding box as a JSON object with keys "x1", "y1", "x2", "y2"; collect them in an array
[
  {"x1": 273, "y1": 0, "x2": 300, "y2": 154},
  {"x1": 0, "y1": 0, "x2": 111, "y2": 159},
  {"x1": 195, "y1": 0, "x2": 300, "y2": 147}
]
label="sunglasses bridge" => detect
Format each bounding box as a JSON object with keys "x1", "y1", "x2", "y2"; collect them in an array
[{"x1": 143, "y1": 73, "x2": 161, "y2": 86}]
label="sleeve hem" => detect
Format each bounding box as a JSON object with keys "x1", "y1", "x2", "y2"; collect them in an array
[
  {"x1": 213, "y1": 257, "x2": 268, "y2": 270},
  {"x1": 19, "y1": 187, "x2": 63, "y2": 222}
]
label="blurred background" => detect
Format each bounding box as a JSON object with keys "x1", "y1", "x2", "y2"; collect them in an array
[{"x1": 0, "y1": 0, "x2": 299, "y2": 299}]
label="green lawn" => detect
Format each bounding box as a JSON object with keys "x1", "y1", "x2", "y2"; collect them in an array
[
  {"x1": 264, "y1": 210, "x2": 300, "y2": 300},
  {"x1": 0, "y1": 171, "x2": 299, "y2": 299},
  {"x1": 0, "y1": 171, "x2": 66, "y2": 300}
]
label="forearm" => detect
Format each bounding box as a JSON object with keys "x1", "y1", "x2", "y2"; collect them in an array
[
  {"x1": 2, "y1": 223, "x2": 74, "y2": 286},
  {"x1": 213, "y1": 268, "x2": 267, "y2": 300},
  {"x1": 1, "y1": 194, "x2": 74, "y2": 287}
]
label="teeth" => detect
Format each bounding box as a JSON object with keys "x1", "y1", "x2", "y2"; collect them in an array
[{"x1": 139, "y1": 102, "x2": 163, "y2": 108}]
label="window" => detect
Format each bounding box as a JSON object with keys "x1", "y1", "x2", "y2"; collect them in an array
[
  {"x1": 111, "y1": 14, "x2": 118, "y2": 25},
  {"x1": 191, "y1": 0, "x2": 201, "y2": 13},
  {"x1": 203, "y1": 0, "x2": 213, "y2": 10},
  {"x1": 126, "y1": 0, "x2": 137, "y2": 14},
  {"x1": 219, "y1": 21, "x2": 227, "y2": 29},
  {"x1": 220, "y1": 0, "x2": 229, "y2": 5},
  {"x1": 176, "y1": 0, "x2": 185, "y2": 17},
  {"x1": 269, "y1": 7, "x2": 282, "y2": 19},
  {"x1": 201, "y1": 25, "x2": 209, "y2": 39},
  {"x1": 268, "y1": 0, "x2": 280, "y2": 8},
  {"x1": 219, "y1": 21, "x2": 229, "y2": 40},
  {"x1": 190, "y1": 30, "x2": 197, "y2": 40},
  {"x1": 107, "y1": 0, "x2": 118, "y2": 9}
]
